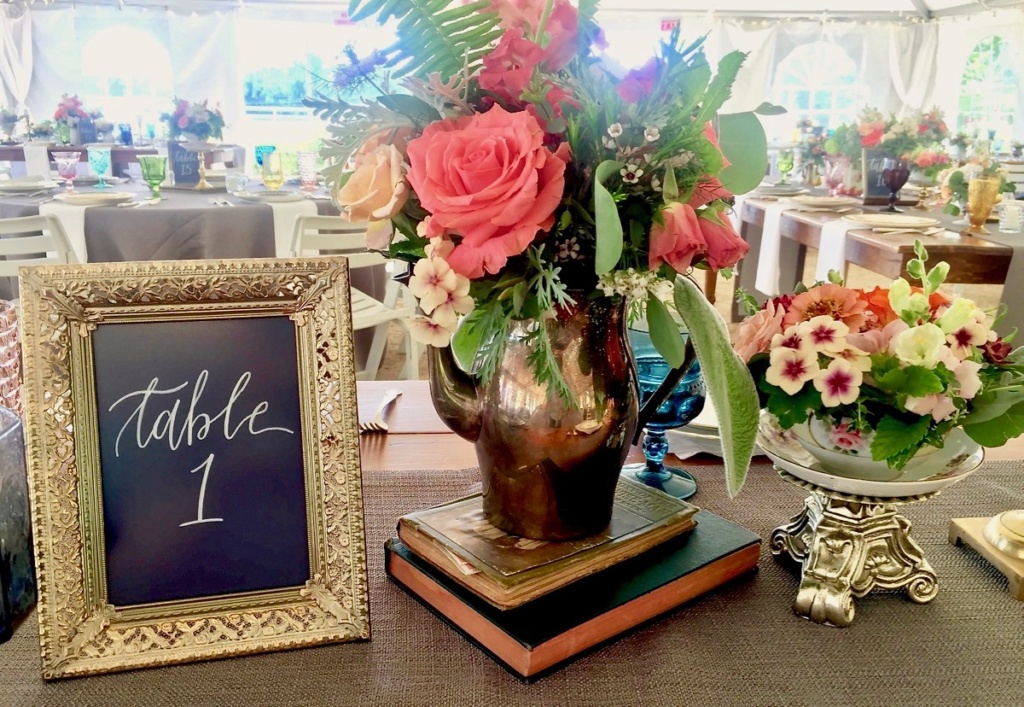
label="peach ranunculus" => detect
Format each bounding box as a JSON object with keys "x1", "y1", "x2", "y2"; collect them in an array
[
  {"x1": 782, "y1": 283, "x2": 869, "y2": 331},
  {"x1": 648, "y1": 202, "x2": 706, "y2": 274},
  {"x1": 405, "y1": 105, "x2": 569, "y2": 279},
  {"x1": 698, "y1": 212, "x2": 748, "y2": 270},
  {"x1": 733, "y1": 301, "x2": 785, "y2": 362},
  {"x1": 335, "y1": 144, "x2": 409, "y2": 222}
]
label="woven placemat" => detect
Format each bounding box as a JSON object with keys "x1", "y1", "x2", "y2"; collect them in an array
[{"x1": 4, "y1": 460, "x2": 1024, "y2": 706}]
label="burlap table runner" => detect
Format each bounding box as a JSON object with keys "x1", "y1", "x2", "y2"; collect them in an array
[{"x1": 3, "y1": 460, "x2": 1023, "y2": 706}]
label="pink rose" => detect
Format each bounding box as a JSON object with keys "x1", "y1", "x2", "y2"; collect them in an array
[
  {"x1": 406, "y1": 105, "x2": 569, "y2": 279},
  {"x1": 335, "y1": 144, "x2": 409, "y2": 222},
  {"x1": 698, "y1": 213, "x2": 748, "y2": 270},
  {"x1": 616, "y1": 58, "x2": 659, "y2": 103},
  {"x1": 688, "y1": 177, "x2": 732, "y2": 210},
  {"x1": 177, "y1": 115, "x2": 190, "y2": 129},
  {"x1": 648, "y1": 202, "x2": 706, "y2": 274},
  {"x1": 734, "y1": 302, "x2": 785, "y2": 362},
  {"x1": 479, "y1": 29, "x2": 546, "y2": 105}
]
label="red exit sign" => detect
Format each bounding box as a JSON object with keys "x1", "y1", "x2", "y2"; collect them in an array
[
  {"x1": 335, "y1": 11, "x2": 353, "y2": 25},
  {"x1": 660, "y1": 18, "x2": 679, "y2": 31}
]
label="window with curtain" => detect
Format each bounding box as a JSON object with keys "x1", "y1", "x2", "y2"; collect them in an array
[
  {"x1": 956, "y1": 35, "x2": 1017, "y2": 143},
  {"x1": 766, "y1": 40, "x2": 865, "y2": 143},
  {"x1": 79, "y1": 25, "x2": 174, "y2": 129}
]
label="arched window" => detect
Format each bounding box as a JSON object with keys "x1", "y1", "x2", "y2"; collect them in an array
[
  {"x1": 957, "y1": 35, "x2": 1016, "y2": 143},
  {"x1": 80, "y1": 27, "x2": 173, "y2": 119},
  {"x1": 767, "y1": 41, "x2": 865, "y2": 142}
]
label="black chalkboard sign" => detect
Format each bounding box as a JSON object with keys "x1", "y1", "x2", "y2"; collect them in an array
[
  {"x1": 77, "y1": 120, "x2": 97, "y2": 145},
  {"x1": 92, "y1": 317, "x2": 309, "y2": 605},
  {"x1": 861, "y1": 148, "x2": 916, "y2": 206},
  {"x1": 168, "y1": 141, "x2": 200, "y2": 186}
]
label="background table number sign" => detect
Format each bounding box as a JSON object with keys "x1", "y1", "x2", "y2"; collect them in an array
[
  {"x1": 168, "y1": 142, "x2": 200, "y2": 186},
  {"x1": 19, "y1": 258, "x2": 369, "y2": 679}
]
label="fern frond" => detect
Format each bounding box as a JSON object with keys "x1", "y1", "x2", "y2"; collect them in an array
[{"x1": 351, "y1": 0, "x2": 502, "y2": 81}]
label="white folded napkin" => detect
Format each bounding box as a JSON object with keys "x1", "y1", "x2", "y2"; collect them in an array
[
  {"x1": 814, "y1": 219, "x2": 856, "y2": 283},
  {"x1": 753, "y1": 202, "x2": 788, "y2": 296},
  {"x1": 39, "y1": 201, "x2": 89, "y2": 263},
  {"x1": 23, "y1": 144, "x2": 52, "y2": 179},
  {"x1": 267, "y1": 199, "x2": 318, "y2": 258}
]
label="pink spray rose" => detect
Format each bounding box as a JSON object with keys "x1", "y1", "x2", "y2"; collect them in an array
[
  {"x1": 405, "y1": 105, "x2": 569, "y2": 279},
  {"x1": 733, "y1": 302, "x2": 785, "y2": 362},
  {"x1": 698, "y1": 213, "x2": 749, "y2": 270},
  {"x1": 648, "y1": 202, "x2": 706, "y2": 274}
]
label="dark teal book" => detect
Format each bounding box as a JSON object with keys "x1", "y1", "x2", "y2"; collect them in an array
[{"x1": 385, "y1": 510, "x2": 760, "y2": 680}]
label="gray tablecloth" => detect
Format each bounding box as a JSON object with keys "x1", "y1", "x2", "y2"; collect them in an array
[{"x1": 2, "y1": 459, "x2": 1022, "y2": 706}]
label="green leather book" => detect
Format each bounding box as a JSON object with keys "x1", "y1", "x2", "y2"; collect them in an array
[{"x1": 385, "y1": 510, "x2": 760, "y2": 680}]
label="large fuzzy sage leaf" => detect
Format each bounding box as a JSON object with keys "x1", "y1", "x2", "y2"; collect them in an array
[
  {"x1": 673, "y1": 276, "x2": 758, "y2": 497},
  {"x1": 646, "y1": 294, "x2": 684, "y2": 369},
  {"x1": 594, "y1": 160, "x2": 625, "y2": 274}
]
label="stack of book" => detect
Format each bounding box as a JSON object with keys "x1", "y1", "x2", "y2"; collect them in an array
[{"x1": 385, "y1": 471, "x2": 761, "y2": 680}]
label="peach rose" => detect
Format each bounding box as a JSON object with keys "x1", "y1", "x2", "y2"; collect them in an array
[
  {"x1": 648, "y1": 202, "x2": 706, "y2": 274},
  {"x1": 698, "y1": 213, "x2": 749, "y2": 270},
  {"x1": 335, "y1": 144, "x2": 409, "y2": 222},
  {"x1": 406, "y1": 105, "x2": 569, "y2": 279},
  {"x1": 734, "y1": 302, "x2": 785, "y2": 362}
]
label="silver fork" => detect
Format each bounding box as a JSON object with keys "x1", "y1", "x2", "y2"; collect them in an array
[{"x1": 359, "y1": 388, "x2": 402, "y2": 434}]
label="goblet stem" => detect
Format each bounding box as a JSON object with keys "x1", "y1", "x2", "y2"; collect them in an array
[{"x1": 624, "y1": 428, "x2": 698, "y2": 500}]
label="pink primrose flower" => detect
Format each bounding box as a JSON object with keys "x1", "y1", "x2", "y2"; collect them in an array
[
  {"x1": 813, "y1": 358, "x2": 862, "y2": 407},
  {"x1": 766, "y1": 347, "x2": 818, "y2": 395}
]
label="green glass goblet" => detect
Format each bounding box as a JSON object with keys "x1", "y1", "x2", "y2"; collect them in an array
[{"x1": 138, "y1": 155, "x2": 167, "y2": 200}]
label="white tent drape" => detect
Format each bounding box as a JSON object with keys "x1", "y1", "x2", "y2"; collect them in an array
[
  {"x1": 888, "y1": 22, "x2": 940, "y2": 115},
  {"x1": 0, "y1": 4, "x2": 33, "y2": 110}
]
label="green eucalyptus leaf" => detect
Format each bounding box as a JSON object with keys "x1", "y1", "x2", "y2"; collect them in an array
[
  {"x1": 718, "y1": 112, "x2": 768, "y2": 196},
  {"x1": 645, "y1": 295, "x2": 685, "y2": 369},
  {"x1": 674, "y1": 276, "x2": 759, "y2": 497},
  {"x1": 754, "y1": 101, "x2": 788, "y2": 116},
  {"x1": 594, "y1": 160, "x2": 625, "y2": 274}
]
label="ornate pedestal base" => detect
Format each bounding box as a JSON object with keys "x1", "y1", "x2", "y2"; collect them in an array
[{"x1": 771, "y1": 471, "x2": 938, "y2": 627}]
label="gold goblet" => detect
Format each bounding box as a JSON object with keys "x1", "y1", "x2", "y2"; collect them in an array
[{"x1": 966, "y1": 176, "x2": 1001, "y2": 235}]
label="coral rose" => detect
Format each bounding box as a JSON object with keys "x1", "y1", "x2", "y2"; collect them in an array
[
  {"x1": 405, "y1": 105, "x2": 569, "y2": 279},
  {"x1": 648, "y1": 202, "x2": 706, "y2": 274},
  {"x1": 698, "y1": 213, "x2": 748, "y2": 270},
  {"x1": 335, "y1": 143, "x2": 409, "y2": 222}
]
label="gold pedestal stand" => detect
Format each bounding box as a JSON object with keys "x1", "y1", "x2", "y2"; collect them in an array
[
  {"x1": 193, "y1": 156, "x2": 213, "y2": 191},
  {"x1": 771, "y1": 471, "x2": 938, "y2": 627},
  {"x1": 949, "y1": 513, "x2": 1024, "y2": 600}
]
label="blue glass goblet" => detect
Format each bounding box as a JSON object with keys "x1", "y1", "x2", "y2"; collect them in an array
[
  {"x1": 625, "y1": 328, "x2": 706, "y2": 499},
  {"x1": 87, "y1": 147, "x2": 111, "y2": 189}
]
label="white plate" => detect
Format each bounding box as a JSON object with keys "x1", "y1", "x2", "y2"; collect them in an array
[
  {"x1": 842, "y1": 213, "x2": 940, "y2": 229},
  {"x1": 54, "y1": 191, "x2": 134, "y2": 206},
  {"x1": 757, "y1": 416, "x2": 983, "y2": 497},
  {"x1": 234, "y1": 190, "x2": 306, "y2": 203},
  {"x1": 786, "y1": 195, "x2": 860, "y2": 209},
  {"x1": 0, "y1": 179, "x2": 60, "y2": 193}
]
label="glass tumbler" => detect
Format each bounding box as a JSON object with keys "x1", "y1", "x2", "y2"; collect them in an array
[{"x1": 297, "y1": 151, "x2": 318, "y2": 191}]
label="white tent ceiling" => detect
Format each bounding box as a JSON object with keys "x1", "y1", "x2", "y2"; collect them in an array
[{"x1": 4, "y1": 0, "x2": 1024, "y2": 22}]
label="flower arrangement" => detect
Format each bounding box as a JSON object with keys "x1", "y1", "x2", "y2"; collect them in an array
[
  {"x1": 27, "y1": 120, "x2": 54, "y2": 139},
  {"x1": 798, "y1": 134, "x2": 826, "y2": 169},
  {"x1": 857, "y1": 106, "x2": 950, "y2": 160},
  {"x1": 824, "y1": 123, "x2": 862, "y2": 162},
  {"x1": 0, "y1": 108, "x2": 19, "y2": 123},
  {"x1": 939, "y1": 162, "x2": 1016, "y2": 216},
  {"x1": 53, "y1": 94, "x2": 90, "y2": 126},
  {"x1": 910, "y1": 147, "x2": 952, "y2": 182},
  {"x1": 734, "y1": 242, "x2": 1024, "y2": 469},
  {"x1": 950, "y1": 132, "x2": 971, "y2": 151},
  {"x1": 160, "y1": 98, "x2": 225, "y2": 142},
  {"x1": 313, "y1": 0, "x2": 769, "y2": 403}
]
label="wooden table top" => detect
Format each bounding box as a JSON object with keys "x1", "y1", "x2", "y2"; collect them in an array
[
  {"x1": 740, "y1": 197, "x2": 1012, "y2": 284},
  {"x1": 357, "y1": 380, "x2": 1024, "y2": 471},
  {"x1": 0, "y1": 144, "x2": 158, "y2": 164}
]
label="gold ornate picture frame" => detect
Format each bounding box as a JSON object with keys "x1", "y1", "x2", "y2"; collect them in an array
[{"x1": 19, "y1": 258, "x2": 369, "y2": 679}]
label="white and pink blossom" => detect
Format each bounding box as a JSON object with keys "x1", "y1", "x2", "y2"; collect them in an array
[
  {"x1": 798, "y1": 315, "x2": 849, "y2": 353},
  {"x1": 904, "y1": 394, "x2": 957, "y2": 422},
  {"x1": 770, "y1": 324, "x2": 812, "y2": 352},
  {"x1": 813, "y1": 358, "x2": 862, "y2": 407},
  {"x1": 407, "y1": 314, "x2": 455, "y2": 347},
  {"x1": 409, "y1": 256, "x2": 458, "y2": 313},
  {"x1": 766, "y1": 347, "x2": 818, "y2": 395},
  {"x1": 954, "y1": 359, "x2": 983, "y2": 399}
]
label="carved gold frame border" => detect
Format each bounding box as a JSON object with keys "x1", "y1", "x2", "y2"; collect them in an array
[{"x1": 18, "y1": 258, "x2": 369, "y2": 679}]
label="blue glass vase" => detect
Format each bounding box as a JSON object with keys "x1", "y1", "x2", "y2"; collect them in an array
[
  {"x1": 625, "y1": 328, "x2": 706, "y2": 499},
  {"x1": 0, "y1": 408, "x2": 35, "y2": 643}
]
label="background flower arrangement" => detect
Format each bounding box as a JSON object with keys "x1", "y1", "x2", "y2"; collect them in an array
[
  {"x1": 734, "y1": 242, "x2": 1024, "y2": 469},
  {"x1": 53, "y1": 93, "x2": 90, "y2": 127},
  {"x1": 854, "y1": 106, "x2": 950, "y2": 160},
  {"x1": 160, "y1": 98, "x2": 226, "y2": 142}
]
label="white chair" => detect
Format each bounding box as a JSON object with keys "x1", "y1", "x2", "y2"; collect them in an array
[
  {"x1": 0, "y1": 215, "x2": 77, "y2": 308},
  {"x1": 290, "y1": 215, "x2": 420, "y2": 381}
]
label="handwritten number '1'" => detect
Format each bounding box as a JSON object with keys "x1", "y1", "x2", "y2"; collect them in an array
[{"x1": 179, "y1": 453, "x2": 224, "y2": 527}]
